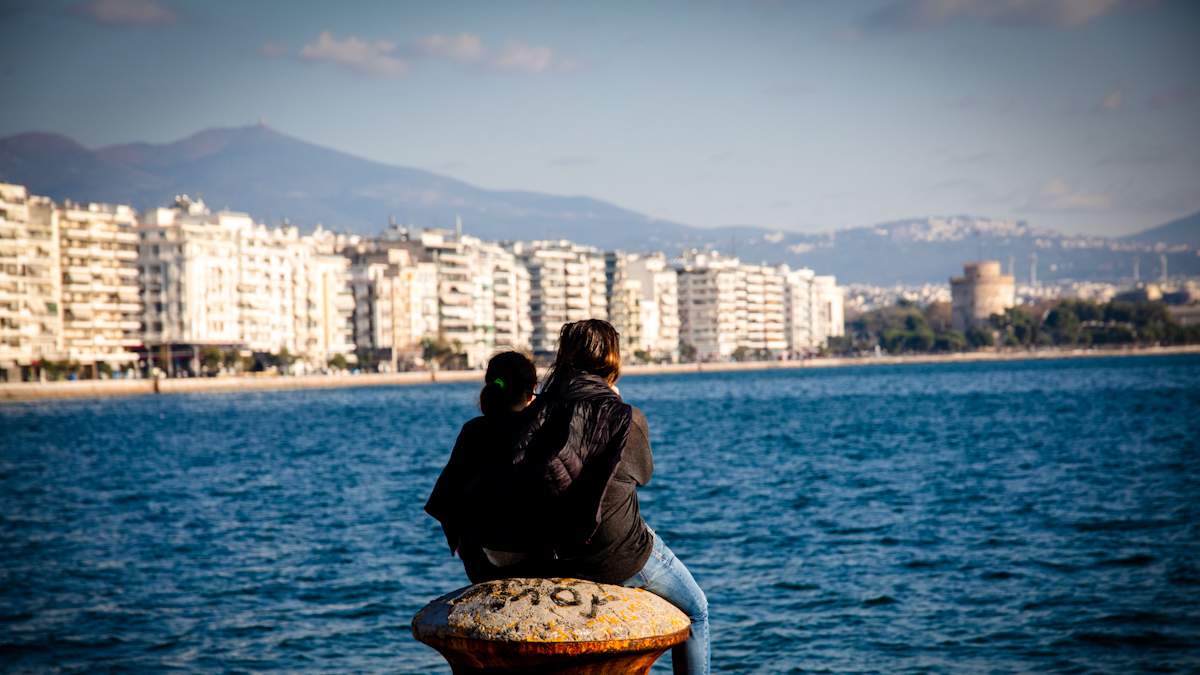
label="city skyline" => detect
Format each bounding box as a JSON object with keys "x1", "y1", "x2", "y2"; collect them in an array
[{"x1": 1, "y1": 0, "x2": 1199, "y2": 238}]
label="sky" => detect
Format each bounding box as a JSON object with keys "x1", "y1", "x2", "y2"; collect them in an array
[{"x1": 1, "y1": 0, "x2": 1198, "y2": 237}]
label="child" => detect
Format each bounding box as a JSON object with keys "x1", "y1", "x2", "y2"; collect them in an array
[{"x1": 425, "y1": 351, "x2": 538, "y2": 582}]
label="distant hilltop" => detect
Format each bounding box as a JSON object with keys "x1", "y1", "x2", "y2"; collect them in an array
[{"x1": 1, "y1": 125, "x2": 1196, "y2": 285}]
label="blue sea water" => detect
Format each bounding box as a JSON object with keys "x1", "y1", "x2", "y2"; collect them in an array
[{"x1": 2, "y1": 355, "x2": 1199, "y2": 673}]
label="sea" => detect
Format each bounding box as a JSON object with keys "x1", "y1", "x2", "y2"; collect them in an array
[{"x1": 1, "y1": 355, "x2": 1198, "y2": 673}]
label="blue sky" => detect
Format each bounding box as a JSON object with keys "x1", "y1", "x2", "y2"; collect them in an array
[{"x1": 1, "y1": 0, "x2": 1197, "y2": 236}]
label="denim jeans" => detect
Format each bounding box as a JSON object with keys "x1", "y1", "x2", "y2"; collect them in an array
[{"x1": 621, "y1": 531, "x2": 710, "y2": 675}]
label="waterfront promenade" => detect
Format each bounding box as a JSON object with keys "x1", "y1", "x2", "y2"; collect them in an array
[{"x1": 3, "y1": 344, "x2": 1199, "y2": 403}]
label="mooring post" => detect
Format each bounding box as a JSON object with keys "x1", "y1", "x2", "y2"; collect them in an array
[{"x1": 412, "y1": 577, "x2": 690, "y2": 674}]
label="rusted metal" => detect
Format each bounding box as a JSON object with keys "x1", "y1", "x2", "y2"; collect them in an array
[{"x1": 412, "y1": 578, "x2": 691, "y2": 674}]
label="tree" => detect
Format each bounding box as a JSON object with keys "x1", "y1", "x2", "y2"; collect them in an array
[
  {"x1": 965, "y1": 326, "x2": 994, "y2": 348},
  {"x1": 328, "y1": 353, "x2": 349, "y2": 371},
  {"x1": 269, "y1": 348, "x2": 297, "y2": 374},
  {"x1": 1044, "y1": 305, "x2": 1081, "y2": 345},
  {"x1": 200, "y1": 347, "x2": 223, "y2": 375},
  {"x1": 904, "y1": 329, "x2": 935, "y2": 352},
  {"x1": 354, "y1": 347, "x2": 381, "y2": 372},
  {"x1": 923, "y1": 302, "x2": 953, "y2": 333},
  {"x1": 934, "y1": 330, "x2": 966, "y2": 352},
  {"x1": 679, "y1": 342, "x2": 698, "y2": 363},
  {"x1": 421, "y1": 337, "x2": 465, "y2": 369}
]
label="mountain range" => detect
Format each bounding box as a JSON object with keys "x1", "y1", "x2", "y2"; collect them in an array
[{"x1": 1, "y1": 124, "x2": 1196, "y2": 285}]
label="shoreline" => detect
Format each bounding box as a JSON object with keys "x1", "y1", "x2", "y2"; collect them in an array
[{"x1": 2, "y1": 344, "x2": 1198, "y2": 403}]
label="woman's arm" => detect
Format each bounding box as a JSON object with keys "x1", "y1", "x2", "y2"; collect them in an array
[{"x1": 625, "y1": 407, "x2": 653, "y2": 486}]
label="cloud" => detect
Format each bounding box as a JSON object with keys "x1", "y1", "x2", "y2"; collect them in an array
[
  {"x1": 1148, "y1": 85, "x2": 1197, "y2": 110},
  {"x1": 859, "y1": 0, "x2": 1140, "y2": 33},
  {"x1": 493, "y1": 41, "x2": 558, "y2": 73},
  {"x1": 1025, "y1": 178, "x2": 1112, "y2": 212},
  {"x1": 299, "y1": 31, "x2": 409, "y2": 77},
  {"x1": 70, "y1": 0, "x2": 177, "y2": 25},
  {"x1": 290, "y1": 31, "x2": 569, "y2": 77},
  {"x1": 1100, "y1": 88, "x2": 1122, "y2": 110},
  {"x1": 416, "y1": 33, "x2": 486, "y2": 63}
]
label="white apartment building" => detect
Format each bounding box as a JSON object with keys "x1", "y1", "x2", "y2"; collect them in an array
[
  {"x1": 812, "y1": 275, "x2": 845, "y2": 347},
  {"x1": 511, "y1": 240, "x2": 607, "y2": 358},
  {"x1": 606, "y1": 252, "x2": 679, "y2": 361},
  {"x1": 0, "y1": 183, "x2": 61, "y2": 380},
  {"x1": 677, "y1": 251, "x2": 841, "y2": 361},
  {"x1": 138, "y1": 196, "x2": 353, "y2": 371},
  {"x1": 735, "y1": 263, "x2": 788, "y2": 357},
  {"x1": 675, "y1": 251, "x2": 741, "y2": 361},
  {"x1": 782, "y1": 268, "x2": 844, "y2": 354},
  {"x1": 295, "y1": 233, "x2": 356, "y2": 362},
  {"x1": 410, "y1": 228, "x2": 531, "y2": 368},
  {"x1": 479, "y1": 240, "x2": 531, "y2": 354},
  {"x1": 58, "y1": 200, "x2": 141, "y2": 367},
  {"x1": 347, "y1": 241, "x2": 439, "y2": 369}
]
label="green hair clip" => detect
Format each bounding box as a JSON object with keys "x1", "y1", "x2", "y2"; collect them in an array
[{"x1": 493, "y1": 377, "x2": 506, "y2": 390}]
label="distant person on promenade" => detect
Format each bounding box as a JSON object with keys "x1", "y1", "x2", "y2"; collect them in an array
[
  {"x1": 429, "y1": 320, "x2": 709, "y2": 674},
  {"x1": 425, "y1": 351, "x2": 539, "y2": 583}
]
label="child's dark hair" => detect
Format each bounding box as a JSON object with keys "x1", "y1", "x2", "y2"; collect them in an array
[{"x1": 480, "y1": 351, "x2": 537, "y2": 416}]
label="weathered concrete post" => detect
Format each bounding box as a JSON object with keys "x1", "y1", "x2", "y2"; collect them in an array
[{"x1": 412, "y1": 577, "x2": 690, "y2": 674}]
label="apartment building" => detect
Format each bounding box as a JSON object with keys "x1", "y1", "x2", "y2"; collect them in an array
[
  {"x1": 812, "y1": 274, "x2": 845, "y2": 347},
  {"x1": 0, "y1": 183, "x2": 61, "y2": 380},
  {"x1": 138, "y1": 196, "x2": 353, "y2": 372},
  {"x1": 735, "y1": 263, "x2": 788, "y2": 357},
  {"x1": 511, "y1": 240, "x2": 607, "y2": 358},
  {"x1": 347, "y1": 239, "x2": 439, "y2": 369},
  {"x1": 57, "y1": 201, "x2": 141, "y2": 367},
  {"x1": 605, "y1": 252, "x2": 679, "y2": 361},
  {"x1": 676, "y1": 251, "x2": 741, "y2": 361},
  {"x1": 479, "y1": 240, "x2": 531, "y2": 353}
]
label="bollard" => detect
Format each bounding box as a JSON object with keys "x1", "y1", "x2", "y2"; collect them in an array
[{"x1": 412, "y1": 577, "x2": 690, "y2": 674}]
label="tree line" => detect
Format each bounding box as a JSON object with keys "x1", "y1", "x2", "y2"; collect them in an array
[{"x1": 831, "y1": 299, "x2": 1200, "y2": 355}]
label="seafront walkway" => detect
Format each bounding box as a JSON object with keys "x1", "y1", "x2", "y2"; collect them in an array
[{"x1": 2, "y1": 344, "x2": 1199, "y2": 403}]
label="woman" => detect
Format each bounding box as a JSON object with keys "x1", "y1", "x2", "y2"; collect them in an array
[
  {"x1": 424, "y1": 351, "x2": 539, "y2": 583},
  {"x1": 511, "y1": 320, "x2": 710, "y2": 675}
]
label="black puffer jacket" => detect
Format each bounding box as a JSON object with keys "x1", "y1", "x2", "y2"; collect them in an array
[{"x1": 475, "y1": 372, "x2": 633, "y2": 555}]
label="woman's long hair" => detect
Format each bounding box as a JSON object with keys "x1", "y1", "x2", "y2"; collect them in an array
[
  {"x1": 480, "y1": 351, "x2": 537, "y2": 416},
  {"x1": 539, "y1": 319, "x2": 621, "y2": 395}
]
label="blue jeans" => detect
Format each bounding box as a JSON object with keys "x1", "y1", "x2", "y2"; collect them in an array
[{"x1": 622, "y1": 531, "x2": 710, "y2": 675}]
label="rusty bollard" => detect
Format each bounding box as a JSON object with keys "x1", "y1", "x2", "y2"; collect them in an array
[{"x1": 412, "y1": 577, "x2": 690, "y2": 674}]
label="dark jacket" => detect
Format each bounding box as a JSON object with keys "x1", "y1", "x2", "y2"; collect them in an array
[
  {"x1": 552, "y1": 406, "x2": 653, "y2": 583},
  {"x1": 424, "y1": 410, "x2": 531, "y2": 583},
  {"x1": 508, "y1": 373, "x2": 633, "y2": 550}
]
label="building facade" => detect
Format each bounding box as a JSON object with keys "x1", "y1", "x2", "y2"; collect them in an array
[
  {"x1": 0, "y1": 184, "x2": 61, "y2": 380},
  {"x1": 138, "y1": 196, "x2": 353, "y2": 372},
  {"x1": 605, "y1": 252, "x2": 680, "y2": 362},
  {"x1": 675, "y1": 251, "x2": 741, "y2": 361},
  {"x1": 347, "y1": 239, "x2": 439, "y2": 370},
  {"x1": 57, "y1": 201, "x2": 141, "y2": 368},
  {"x1": 511, "y1": 240, "x2": 607, "y2": 358}
]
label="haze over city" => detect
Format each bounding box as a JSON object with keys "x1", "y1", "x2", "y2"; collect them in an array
[{"x1": 2, "y1": 0, "x2": 1198, "y2": 238}]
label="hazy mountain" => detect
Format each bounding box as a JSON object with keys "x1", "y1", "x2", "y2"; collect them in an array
[
  {"x1": 0, "y1": 124, "x2": 700, "y2": 250},
  {"x1": 1, "y1": 125, "x2": 1196, "y2": 285},
  {"x1": 1123, "y1": 210, "x2": 1200, "y2": 249}
]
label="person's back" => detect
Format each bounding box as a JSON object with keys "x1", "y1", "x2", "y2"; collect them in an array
[
  {"x1": 425, "y1": 351, "x2": 538, "y2": 583},
  {"x1": 506, "y1": 320, "x2": 711, "y2": 674}
]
